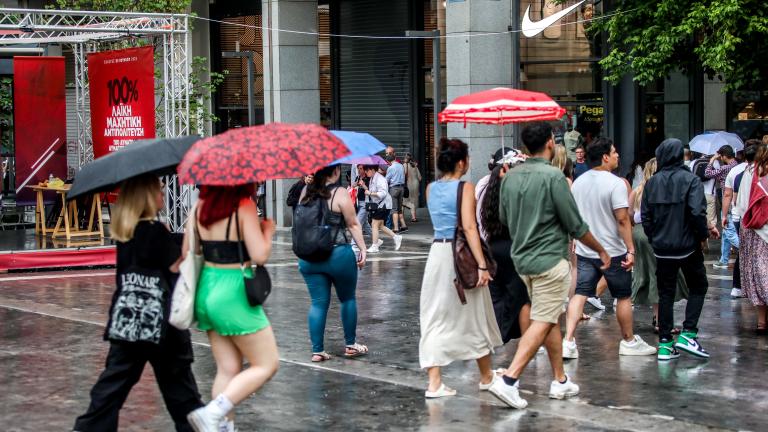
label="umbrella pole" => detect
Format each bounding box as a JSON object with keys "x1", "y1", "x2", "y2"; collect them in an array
[{"x1": 500, "y1": 123, "x2": 505, "y2": 155}]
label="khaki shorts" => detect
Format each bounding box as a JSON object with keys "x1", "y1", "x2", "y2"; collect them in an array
[
  {"x1": 705, "y1": 194, "x2": 716, "y2": 227},
  {"x1": 520, "y1": 259, "x2": 571, "y2": 324}
]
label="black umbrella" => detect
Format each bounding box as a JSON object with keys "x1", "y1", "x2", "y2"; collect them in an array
[{"x1": 68, "y1": 135, "x2": 200, "y2": 200}]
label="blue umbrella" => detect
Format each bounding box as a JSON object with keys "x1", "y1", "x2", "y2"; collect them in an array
[{"x1": 330, "y1": 130, "x2": 386, "y2": 164}]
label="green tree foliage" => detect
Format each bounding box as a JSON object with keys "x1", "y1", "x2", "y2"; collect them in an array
[
  {"x1": 53, "y1": 0, "x2": 189, "y2": 13},
  {"x1": 590, "y1": 0, "x2": 768, "y2": 90}
]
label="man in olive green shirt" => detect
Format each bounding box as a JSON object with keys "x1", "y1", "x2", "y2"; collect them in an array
[{"x1": 488, "y1": 122, "x2": 610, "y2": 409}]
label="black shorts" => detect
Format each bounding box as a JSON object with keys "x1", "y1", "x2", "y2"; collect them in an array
[
  {"x1": 369, "y1": 208, "x2": 390, "y2": 221},
  {"x1": 575, "y1": 254, "x2": 632, "y2": 299}
]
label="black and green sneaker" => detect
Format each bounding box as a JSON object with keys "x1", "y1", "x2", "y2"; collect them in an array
[
  {"x1": 657, "y1": 341, "x2": 680, "y2": 361},
  {"x1": 675, "y1": 331, "x2": 710, "y2": 358}
]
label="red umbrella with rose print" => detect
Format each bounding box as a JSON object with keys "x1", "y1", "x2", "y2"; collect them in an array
[{"x1": 177, "y1": 123, "x2": 350, "y2": 185}]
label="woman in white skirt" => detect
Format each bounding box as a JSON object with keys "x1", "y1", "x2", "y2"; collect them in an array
[{"x1": 419, "y1": 138, "x2": 502, "y2": 398}]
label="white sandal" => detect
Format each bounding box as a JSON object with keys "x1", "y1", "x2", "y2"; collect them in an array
[
  {"x1": 311, "y1": 352, "x2": 332, "y2": 362},
  {"x1": 345, "y1": 343, "x2": 369, "y2": 358},
  {"x1": 425, "y1": 383, "x2": 457, "y2": 398}
]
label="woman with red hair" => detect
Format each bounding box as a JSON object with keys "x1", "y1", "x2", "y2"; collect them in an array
[{"x1": 184, "y1": 184, "x2": 278, "y2": 432}]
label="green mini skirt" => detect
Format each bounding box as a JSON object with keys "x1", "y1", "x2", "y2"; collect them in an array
[{"x1": 195, "y1": 266, "x2": 270, "y2": 336}]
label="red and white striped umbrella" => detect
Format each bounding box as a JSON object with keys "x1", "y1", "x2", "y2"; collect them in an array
[{"x1": 439, "y1": 87, "x2": 566, "y2": 125}]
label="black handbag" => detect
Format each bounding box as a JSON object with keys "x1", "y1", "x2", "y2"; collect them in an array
[
  {"x1": 403, "y1": 185, "x2": 410, "y2": 199},
  {"x1": 106, "y1": 252, "x2": 169, "y2": 344},
  {"x1": 236, "y1": 210, "x2": 272, "y2": 306}
]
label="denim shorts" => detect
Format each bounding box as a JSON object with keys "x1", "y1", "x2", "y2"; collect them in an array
[{"x1": 575, "y1": 254, "x2": 632, "y2": 299}]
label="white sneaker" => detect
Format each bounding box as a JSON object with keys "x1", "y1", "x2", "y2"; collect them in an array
[
  {"x1": 219, "y1": 419, "x2": 237, "y2": 432},
  {"x1": 187, "y1": 407, "x2": 222, "y2": 432},
  {"x1": 376, "y1": 239, "x2": 384, "y2": 247},
  {"x1": 586, "y1": 296, "x2": 605, "y2": 311},
  {"x1": 366, "y1": 244, "x2": 380, "y2": 253},
  {"x1": 548, "y1": 374, "x2": 580, "y2": 399},
  {"x1": 478, "y1": 373, "x2": 497, "y2": 391},
  {"x1": 489, "y1": 377, "x2": 528, "y2": 409},
  {"x1": 619, "y1": 335, "x2": 657, "y2": 356},
  {"x1": 731, "y1": 288, "x2": 745, "y2": 298},
  {"x1": 562, "y1": 339, "x2": 579, "y2": 359},
  {"x1": 393, "y1": 234, "x2": 403, "y2": 251},
  {"x1": 713, "y1": 262, "x2": 729, "y2": 269}
]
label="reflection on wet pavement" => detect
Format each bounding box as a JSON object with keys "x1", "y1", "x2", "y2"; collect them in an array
[{"x1": 0, "y1": 233, "x2": 763, "y2": 431}]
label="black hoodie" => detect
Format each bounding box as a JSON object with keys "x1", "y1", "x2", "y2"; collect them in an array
[{"x1": 641, "y1": 138, "x2": 709, "y2": 257}]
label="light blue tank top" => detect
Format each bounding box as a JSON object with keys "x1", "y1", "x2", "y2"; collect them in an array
[{"x1": 428, "y1": 180, "x2": 460, "y2": 239}]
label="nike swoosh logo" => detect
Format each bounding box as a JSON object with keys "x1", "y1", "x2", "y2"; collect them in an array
[{"x1": 521, "y1": 0, "x2": 586, "y2": 38}]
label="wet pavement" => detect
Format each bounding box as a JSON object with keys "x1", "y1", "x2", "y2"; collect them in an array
[{"x1": 0, "y1": 226, "x2": 765, "y2": 431}]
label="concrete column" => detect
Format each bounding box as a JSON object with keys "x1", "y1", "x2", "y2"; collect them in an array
[
  {"x1": 703, "y1": 76, "x2": 727, "y2": 131},
  {"x1": 446, "y1": 0, "x2": 512, "y2": 184},
  {"x1": 262, "y1": 0, "x2": 319, "y2": 226}
]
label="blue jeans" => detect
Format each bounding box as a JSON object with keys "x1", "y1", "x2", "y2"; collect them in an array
[
  {"x1": 720, "y1": 217, "x2": 740, "y2": 264},
  {"x1": 298, "y1": 245, "x2": 359, "y2": 353},
  {"x1": 356, "y1": 205, "x2": 371, "y2": 236}
]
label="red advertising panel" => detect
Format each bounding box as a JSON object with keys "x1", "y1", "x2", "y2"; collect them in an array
[
  {"x1": 88, "y1": 46, "x2": 156, "y2": 158},
  {"x1": 13, "y1": 56, "x2": 67, "y2": 203}
]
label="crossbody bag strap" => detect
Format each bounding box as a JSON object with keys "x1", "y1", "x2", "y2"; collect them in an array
[
  {"x1": 235, "y1": 209, "x2": 248, "y2": 275},
  {"x1": 328, "y1": 186, "x2": 346, "y2": 242},
  {"x1": 456, "y1": 181, "x2": 465, "y2": 229}
]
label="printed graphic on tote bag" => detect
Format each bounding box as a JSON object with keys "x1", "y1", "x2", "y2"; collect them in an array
[{"x1": 108, "y1": 271, "x2": 165, "y2": 343}]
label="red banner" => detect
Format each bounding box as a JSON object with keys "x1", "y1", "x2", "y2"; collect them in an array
[
  {"x1": 13, "y1": 57, "x2": 67, "y2": 203},
  {"x1": 88, "y1": 46, "x2": 156, "y2": 158}
]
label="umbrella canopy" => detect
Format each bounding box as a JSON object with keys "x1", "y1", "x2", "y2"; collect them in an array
[
  {"x1": 342, "y1": 155, "x2": 387, "y2": 166},
  {"x1": 689, "y1": 131, "x2": 744, "y2": 155},
  {"x1": 330, "y1": 130, "x2": 386, "y2": 164},
  {"x1": 177, "y1": 123, "x2": 350, "y2": 186},
  {"x1": 439, "y1": 87, "x2": 566, "y2": 125},
  {"x1": 68, "y1": 135, "x2": 200, "y2": 200}
]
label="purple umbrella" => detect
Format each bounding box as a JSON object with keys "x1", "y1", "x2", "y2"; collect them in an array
[{"x1": 344, "y1": 155, "x2": 387, "y2": 165}]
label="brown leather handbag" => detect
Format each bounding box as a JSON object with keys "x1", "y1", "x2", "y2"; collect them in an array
[{"x1": 453, "y1": 181, "x2": 497, "y2": 305}]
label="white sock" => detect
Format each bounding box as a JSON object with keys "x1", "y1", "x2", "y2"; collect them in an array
[{"x1": 206, "y1": 394, "x2": 234, "y2": 418}]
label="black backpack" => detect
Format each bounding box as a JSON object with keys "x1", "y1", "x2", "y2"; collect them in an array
[
  {"x1": 691, "y1": 157, "x2": 709, "y2": 182},
  {"x1": 291, "y1": 189, "x2": 341, "y2": 262}
]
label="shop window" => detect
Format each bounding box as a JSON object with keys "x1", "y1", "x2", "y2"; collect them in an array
[
  {"x1": 319, "y1": 5, "x2": 333, "y2": 128},
  {"x1": 730, "y1": 90, "x2": 768, "y2": 140},
  {"x1": 215, "y1": 15, "x2": 265, "y2": 130}
]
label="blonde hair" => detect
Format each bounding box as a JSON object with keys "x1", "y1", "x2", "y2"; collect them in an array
[
  {"x1": 552, "y1": 144, "x2": 568, "y2": 172},
  {"x1": 633, "y1": 157, "x2": 657, "y2": 211},
  {"x1": 111, "y1": 174, "x2": 162, "y2": 242}
]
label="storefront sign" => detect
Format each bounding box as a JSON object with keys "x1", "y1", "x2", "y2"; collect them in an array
[
  {"x1": 521, "y1": 0, "x2": 586, "y2": 37},
  {"x1": 88, "y1": 46, "x2": 156, "y2": 159},
  {"x1": 579, "y1": 105, "x2": 604, "y2": 123},
  {"x1": 13, "y1": 57, "x2": 67, "y2": 203}
]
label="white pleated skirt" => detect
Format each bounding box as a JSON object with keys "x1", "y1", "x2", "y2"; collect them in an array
[{"x1": 419, "y1": 242, "x2": 503, "y2": 369}]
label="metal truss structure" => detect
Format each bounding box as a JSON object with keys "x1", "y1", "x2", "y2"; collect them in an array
[{"x1": 0, "y1": 8, "x2": 193, "y2": 231}]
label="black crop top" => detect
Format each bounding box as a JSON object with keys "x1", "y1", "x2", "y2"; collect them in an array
[{"x1": 199, "y1": 210, "x2": 251, "y2": 264}]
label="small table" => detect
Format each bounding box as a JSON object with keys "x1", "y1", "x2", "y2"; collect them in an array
[{"x1": 31, "y1": 184, "x2": 104, "y2": 240}]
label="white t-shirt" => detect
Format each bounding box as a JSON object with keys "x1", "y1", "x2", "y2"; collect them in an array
[
  {"x1": 475, "y1": 174, "x2": 491, "y2": 240},
  {"x1": 737, "y1": 166, "x2": 768, "y2": 243},
  {"x1": 572, "y1": 170, "x2": 629, "y2": 258},
  {"x1": 693, "y1": 159, "x2": 718, "y2": 195},
  {"x1": 725, "y1": 162, "x2": 748, "y2": 220},
  {"x1": 368, "y1": 172, "x2": 392, "y2": 209}
]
